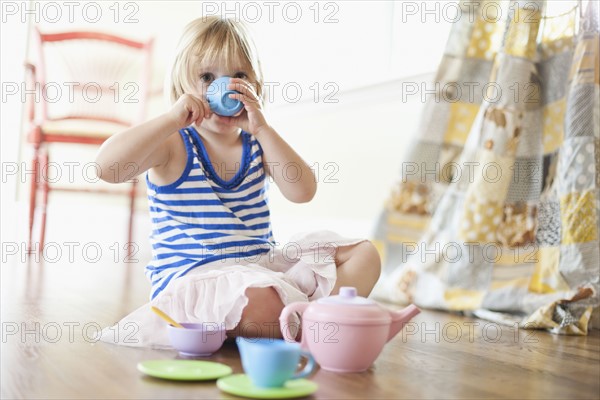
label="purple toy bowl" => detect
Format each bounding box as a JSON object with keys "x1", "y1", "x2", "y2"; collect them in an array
[{"x1": 167, "y1": 322, "x2": 227, "y2": 357}]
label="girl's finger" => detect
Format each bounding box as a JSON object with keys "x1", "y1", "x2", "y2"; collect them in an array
[
  {"x1": 228, "y1": 77, "x2": 250, "y2": 88},
  {"x1": 189, "y1": 113, "x2": 196, "y2": 126},
  {"x1": 232, "y1": 83, "x2": 258, "y2": 97},
  {"x1": 228, "y1": 93, "x2": 252, "y2": 109},
  {"x1": 229, "y1": 93, "x2": 260, "y2": 109},
  {"x1": 191, "y1": 96, "x2": 205, "y2": 115},
  {"x1": 200, "y1": 98, "x2": 212, "y2": 118},
  {"x1": 186, "y1": 103, "x2": 197, "y2": 124},
  {"x1": 190, "y1": 97, "x2": 208, "y2": 125},
  {"x1": 191, "y1": 101, "x2": 204, "y2": 126},
  {"x1": 229, "y1": 79, "x2": 258, "y2": 99}
]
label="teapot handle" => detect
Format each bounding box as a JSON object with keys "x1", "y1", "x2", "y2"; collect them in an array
[{"x1": 279, "y1": 302, "x2": 309, "y2": 344}]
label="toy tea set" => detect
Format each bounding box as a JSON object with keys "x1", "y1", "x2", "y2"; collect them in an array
[{"x1": 138, "y1": 287, "x2": 420, "y2": 399}]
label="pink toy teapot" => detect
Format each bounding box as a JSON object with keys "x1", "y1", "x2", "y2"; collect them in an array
[{"x1": 279, "y1": 286, "x2": 420, "y2": 373}]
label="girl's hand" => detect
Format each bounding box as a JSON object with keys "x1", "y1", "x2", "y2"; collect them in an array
[
  {"x1": 167, "y1": 94, "x2": 212, "y2": 130},
  {"x1": 224, "y1": 78, "x2": 269, "y2": 135}
]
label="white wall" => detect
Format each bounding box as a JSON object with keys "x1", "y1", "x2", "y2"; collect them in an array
[{"x1": 265, "y1": 76, "x2": 428, "y2": 239}]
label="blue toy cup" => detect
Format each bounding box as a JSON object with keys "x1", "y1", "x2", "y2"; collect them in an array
[
  {"x1": 236, "y1": 337, "x2": 316, "y2": 388},
  {"x1": 206, "y1": 76, "x2": 244, "y2": 117}
]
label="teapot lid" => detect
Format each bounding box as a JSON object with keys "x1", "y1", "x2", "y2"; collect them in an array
[
  {"x1": 307, "y1": 287, "x2": 392, "y2": 325},
  {"x1": 317, "y1": 287, "x2": 376, "y2": 306}
]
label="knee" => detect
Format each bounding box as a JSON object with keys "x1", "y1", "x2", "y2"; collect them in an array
[
  {"x1": 336, "y1": 241, "x2": 382, "y2": 280},
  {"x1": 360, "y1": 241, "x2": 382, "y2": 281},
  {"x1": 332, "y1": 241, "x2": 382, "y2": 298}
]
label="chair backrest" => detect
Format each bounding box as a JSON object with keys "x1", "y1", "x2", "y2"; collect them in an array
[{"x1": 31, "y1": 27, "x2": 154, "y2": 127}]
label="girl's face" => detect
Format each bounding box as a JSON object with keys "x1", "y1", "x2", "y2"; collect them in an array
[{"x1": 191, "y1": 58, "x2": 253, "y2": 136}]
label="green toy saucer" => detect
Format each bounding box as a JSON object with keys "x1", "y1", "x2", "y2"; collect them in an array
[
  {"x1": 217, "y1": 374, "x2": 318, "y2": 399},
  {"x1": 137, "y1": 360, "x2": 232, "y2": 381}
]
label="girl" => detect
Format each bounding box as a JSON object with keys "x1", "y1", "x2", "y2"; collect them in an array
[{"x1": 96, "y1": 16, "x2": 381, "y2": 345}]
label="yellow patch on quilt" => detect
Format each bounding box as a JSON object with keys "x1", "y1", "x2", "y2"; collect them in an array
[
  {"x1": 443, "y1": 102, "x2": 480, "y2": 145},
  {"x1": 460, "y1": 197, "x2": 504, "y2": 243},
  {"x1": 560, "y1": 191, "x2": 598, "y2": 244},
  {"x1": 387, "y1": 234, "x2": 420, "y2": 245},
  {"x1": 387, "y1": 213, "x2": 430, "y2": 231},
  {"x1": 466, "y1": 6, "x2": 505, "y2": 60},
  {"x1": 504, "y1": 6, "x2": 541, "y2": 59},
  {"x1": 528, "y1": 246, "x2": 570, "y2": 294},
  {"x1": 542, "y1": 99, "x2": 566, "y2": 154},
  {"x1": 495, "y1": 245, "x2": 538, "y2": 265},
  {"x1": 444, "y1": 288, "x2": 484, "y2": 310},
  {"x1": 569, "y1": 35, "x2": 600, "y2": 85},
  {"x1": 490, "y1": 276, "x2": 530, "y2": 291}
]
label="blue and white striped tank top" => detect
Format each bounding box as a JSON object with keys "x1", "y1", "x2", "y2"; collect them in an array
[{"x1": 145, "y1": 126, "x2": 274, "y2": 299}]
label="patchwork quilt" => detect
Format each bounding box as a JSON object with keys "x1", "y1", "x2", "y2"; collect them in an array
[{"x1": 373, "y1": 0, "x2": 599, "y2": 334}]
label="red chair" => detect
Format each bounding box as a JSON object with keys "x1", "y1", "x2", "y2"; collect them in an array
[{"x1": 25, "y1": 28, "x2": 154, "y2": 255}]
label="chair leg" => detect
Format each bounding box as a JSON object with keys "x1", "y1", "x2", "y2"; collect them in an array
[
  {"x1": 39, "y1": 148, "x2": 50, "y2": 251},
  {"x1": 28, "y1": 146, "x2": 40, "y2": 255},
  {"x1": 127, "y1": 179, "x2": 137, "y2": 259}
]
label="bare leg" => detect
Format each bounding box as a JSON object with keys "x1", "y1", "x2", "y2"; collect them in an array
[
  {"x1": 227, "y1": 287, "x2": 284, "y2": 339},
  {"x1": 332, "y1": 241, "x2": 381, "y2": 297}
]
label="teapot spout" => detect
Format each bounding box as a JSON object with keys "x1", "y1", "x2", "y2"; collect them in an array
[{"x1": 388, "y1": 304, "x2": 421, "y2": 342}]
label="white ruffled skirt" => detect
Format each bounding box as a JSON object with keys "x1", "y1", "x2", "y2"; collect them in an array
[{"x1": 98, "y1": 230, "x2": 365, "y2": 348}]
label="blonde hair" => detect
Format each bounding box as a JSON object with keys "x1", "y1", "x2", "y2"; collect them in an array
[{"x1": 166, "y1": 16, "x2": 264, "y2": 105}]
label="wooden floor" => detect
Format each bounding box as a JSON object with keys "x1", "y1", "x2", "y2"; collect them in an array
[{"x1": 1, "y1": 258, "x2": 599, "y2": 399}]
